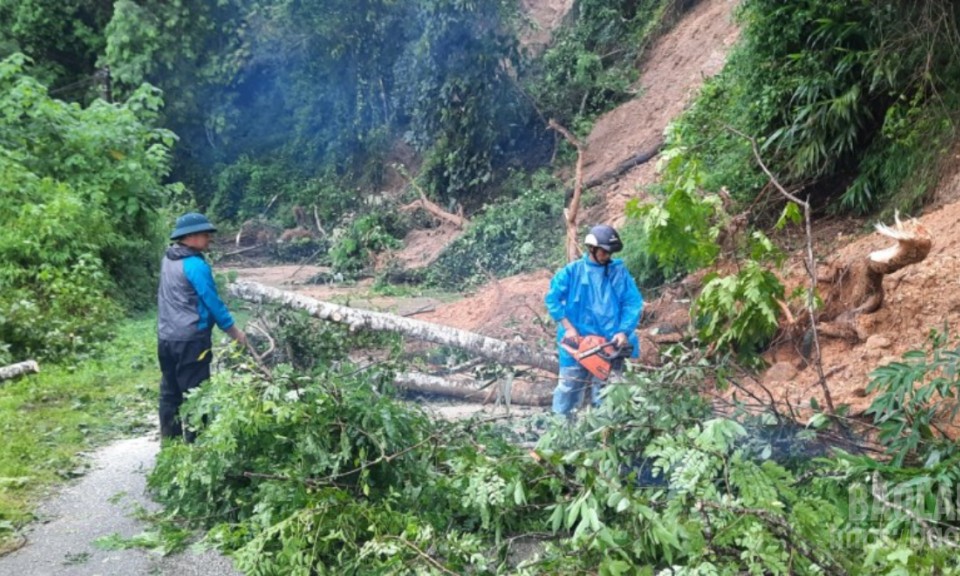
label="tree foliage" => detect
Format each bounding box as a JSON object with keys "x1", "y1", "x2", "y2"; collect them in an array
[
  {"x1": 0, "y1": 0, "x2": 112, "y2": 93},
  {"x1": 526, "y1": 0, "x2": 681, "y2": 131},
  {"x1": 0, "y1": 54, "x2": 174, "y2": 360},
  {"x1": 100, "y1": 0, "x2": 548, "y2": 222},
  {"x1": 425, "y1": 170, "x2": 565, "y2": 290},
  {"x1": 144, "y1": 321, "x2": 960, "y2": 574},
  {"x1": 664, "y1": 0, "x2": 960, "y2": 215}
]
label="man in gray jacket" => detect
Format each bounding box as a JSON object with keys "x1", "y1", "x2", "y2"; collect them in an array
[{"x1": 157, "y1": 212, "x2": 246, "y2": 441}]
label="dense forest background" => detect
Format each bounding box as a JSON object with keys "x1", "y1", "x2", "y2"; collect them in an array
[
  {"x1": 4, "y1": 0, "x2": 959, "y2": 364},
  {"x1": 5, "y1": 1, "x2": 960, "y2": 573}
]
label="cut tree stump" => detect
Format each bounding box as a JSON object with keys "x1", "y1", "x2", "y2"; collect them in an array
[
  {"x1": 792, "y1": 212, "x2": 933, "y2": 344},
  {"x1": 0, "y1": 360, "x2": 39, "y2": 382},
  {"x1": 228, "y1": 281, "x2": 560, "y2": 373}
]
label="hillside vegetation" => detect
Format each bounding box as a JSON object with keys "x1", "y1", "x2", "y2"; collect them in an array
[{"x1": 4, "y1": 0, "x2": 960, "y2": 574}]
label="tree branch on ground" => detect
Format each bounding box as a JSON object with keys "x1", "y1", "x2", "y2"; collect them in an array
[
  {"x1": 699, "y1": 500, "x2": 846, "y2": 576},
  {"x1": 395, "y1": 164, "x2": 468, "y2": 229}
]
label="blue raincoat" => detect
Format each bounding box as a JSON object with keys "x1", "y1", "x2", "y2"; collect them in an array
[{"x1": 545, "y1": 254, "x2": 643, "y2": 367}]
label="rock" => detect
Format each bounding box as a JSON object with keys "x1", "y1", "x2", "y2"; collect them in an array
[
  {"x1": 863, "y1": 349, "x2": 882, "y2": 360},
  {"x1": 878, "y1": 355, "x2": 899, "y2": 367},
  {"x1": 765, "y1": 361, "x2": 798, "y2": 383},
  {"x1": 865, "y1": 335, "x2": 892, "y2": 350}
]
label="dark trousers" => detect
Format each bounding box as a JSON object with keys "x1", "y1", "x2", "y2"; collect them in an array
[{"x1": 158, "y1": 337, "x2": 212, "y2": 442}]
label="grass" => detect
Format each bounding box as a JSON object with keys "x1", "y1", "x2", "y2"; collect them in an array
[{"x1": 0, "y1": 313, "x2": 159, "y2": 538}]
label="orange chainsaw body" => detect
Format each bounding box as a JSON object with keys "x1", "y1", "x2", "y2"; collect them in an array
[{"x1": 561, "y1": 335, "x2": 620, "y2": 381}]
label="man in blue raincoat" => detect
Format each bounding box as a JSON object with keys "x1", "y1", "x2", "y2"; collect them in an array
[{"x1": 545, "y1": 225, "x2": 643, "y2": 415}]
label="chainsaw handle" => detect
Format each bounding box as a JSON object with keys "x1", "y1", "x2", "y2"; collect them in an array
[{"x1": 597, "y1": 343, "x2": 632, "y2": 361}]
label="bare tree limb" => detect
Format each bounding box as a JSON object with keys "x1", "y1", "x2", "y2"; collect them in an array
[
  {"x1": 312, "y1": 204, "x2": 327, "y2": 238},
  {"x1": 548, "y1": 119, "x2": 586, "y2": 262},
  {"x1": 395, "y1": 164, "x2": 468, "y2": 229},
  {"x1": 727, "y1": 126, "x2": 835, "y2": 414}
]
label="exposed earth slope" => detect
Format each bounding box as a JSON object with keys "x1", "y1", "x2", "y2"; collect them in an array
[{"x1": 234, "y1": 0, "x2": 959, "y2": 421}]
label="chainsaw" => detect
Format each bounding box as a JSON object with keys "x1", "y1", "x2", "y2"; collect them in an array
[{"x1": 560, "y1": 334, "x2": 633, "y2": 381}]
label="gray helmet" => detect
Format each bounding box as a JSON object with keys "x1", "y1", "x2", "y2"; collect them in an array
[
  {"x1": 170, "y1": 212, "x2": 217, "y2": 240},
  {"x1": 584, "y1": 225, "x2": 623, "y2": 253}
]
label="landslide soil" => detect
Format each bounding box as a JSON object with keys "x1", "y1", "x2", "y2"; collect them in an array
[{"x1": 229, "y1": 0, "x2": 960, "y2": 424}]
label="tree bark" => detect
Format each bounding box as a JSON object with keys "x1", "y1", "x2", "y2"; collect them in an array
[
  {"x1": 229, "y1": 281, "x2": 559, "y2": 373},
  {"x1": 579, "y1": 140, "x2": 663, "y2": 191},
  {"x1": 804, "y1": 213, "x2": 932, "y2": 343},
  {"x1": 0, "y1": 360, "x2": 39, "y2": 382},
  {"x1": 548, "y1": 119, "x2": 586, "y2": 262},
  {"x1": 394, "y1": 372, "x2": 551, "y2": 406}
]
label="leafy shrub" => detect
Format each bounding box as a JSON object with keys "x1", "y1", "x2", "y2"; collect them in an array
[
  {"x1": 527, "y1": 0, "x2": 680, "y2": 130},
  {"x1": 624, "y1": 142, "x2": 723, "y2": 279},
  {"x1": 270, "y1": 310, "x2": 401, "y2": 372},
  {"x1": 144, "y1": 318, "x2": 960, "y2": 574},
  {"x1": 0, "y1": 54, "x2": 174, "y2": 359},
  {"x1": 148, "y1": 352, "x2": 547, "y2": 574},
  {"x1": 617, "y1": 219, "x2": 665, "y2": 289},
  {"x1": 865, "y1": 329, "x2": 960, "y2": 467},
  {"x1": 210, "y1": 155, "x2": 301, "y2": 222},
  {"x1": 662, "y1": 0, "x2": 960, "y2": 216},
  {"x1": 425, "y1": 172, "x2": 565, "y2": 289},
  {"x1": 695, "y1": 256, "x2": 784, "y2": 356},
  {"x1": 624, "y1": 127, "x2": 788, "y2": 357},
  {"x1": 329, "y1": 212, "x2": 405, "y2": 275}
]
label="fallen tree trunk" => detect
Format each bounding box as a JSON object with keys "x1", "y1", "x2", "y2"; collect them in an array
[
  {"x1": 229, "y1": 281, "x2": 560, "y2": 373},
  {"x1": 400, "y1": 197, "x2": 467, "y2": 229},
  {"x1": 395, "y1": 372, "x2": 552, "y2": 406},
  {"x1": 397, "y1": 167, "x2": 469, "y2": 229},
  {"x1": 580, "y1": 140, "x2": 663, "y2": 191},
  {"x1": 0, "y1": 360, "x2": 39, "y2": 382}
]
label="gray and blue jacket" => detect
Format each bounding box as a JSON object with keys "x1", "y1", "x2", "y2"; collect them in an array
[{"x1": 157, "y1": 244, "x2": 235, "y2": 341}]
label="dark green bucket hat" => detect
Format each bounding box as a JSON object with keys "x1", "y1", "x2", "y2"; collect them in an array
[{"x1": 170, "y1": 212, "x2": 217, "y2": 240}]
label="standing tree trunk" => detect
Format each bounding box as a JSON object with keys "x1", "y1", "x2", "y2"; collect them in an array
[
  {"x1": 228, "y1": 282, "x2": 559, "y2": 373},
  {"x1": 548, "y1": 119, "x2": 586, "y2": 262}
]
